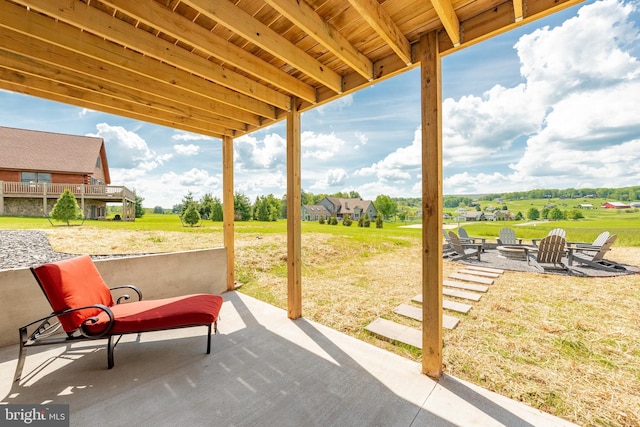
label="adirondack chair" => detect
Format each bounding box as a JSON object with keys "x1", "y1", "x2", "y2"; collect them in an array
[
  {"x1": 15, "y1": 255, "x2": 223, "y2": 382},
  {"x1": 525, "y1": 234, "x2": 568, "y2": 272},
  {"x1": 448, "y1": 231, "x2": 482, "y2": 261},
  {"x1": 442, "y1": 230, "x2": 455, "y2": 256},
  {"x1": 497, "y1": 227, "x2": 523, "y2": 245},
  {"x1": 457, "y1": 227, "x2": 486, "y2": 251},
  {"x1": 532, "y1": 228, "x2": 566, "y2": 247},
  {"x1": 568, "y1": 235, "x2": 625, "y2": 272},
  {"x1": 566, "y1": 231, "x2": 610, "y2": 254}
]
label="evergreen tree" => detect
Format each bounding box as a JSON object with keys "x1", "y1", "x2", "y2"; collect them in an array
[
  {"x1": 199, "y1": 193, "x2": 215, "y2": 219},
  {"x1": 234, "y1": 192, "x2": 252, "y2": 221},
  {"x1": 375, "y1": 216, "x2": 383, "y2": 228},
  {"x1": 182, "y1": 203, "x2": 201, "y2": 226},
  {"x1": 135, "y1": 194, "x2": 145, "y2": 218},
  {"x1": 50, "y1": 189, "x2": 83, "y2": 225},
  {"x1": 211, "y1": 197, "x2": 223, "y2": 221}
]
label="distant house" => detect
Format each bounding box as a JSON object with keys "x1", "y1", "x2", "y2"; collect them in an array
[
  {"x1": 577, "y1": 203, "x2": 594, "y2": 209},
  {"x1": 488, "y1": 210, "x2": 513, "y2": 221},
  {"x1": 463, "y1": 211, "x2": 485, "y2": 221},
  {"x1": 301, "y1": 204, "x2": 331, "y2": 221},
  {"x1": 601, "y1": 201, "x2": 631, "y2": 209},
  {"x1": 304, "y1": 196, "x2": 377, "y2": 221},
  {"x1": 0, "y1": 126, "x2": 136, "y2": 220},
  {"x1": 631, "y1": 202, "x2": 640, "y2": 208}
]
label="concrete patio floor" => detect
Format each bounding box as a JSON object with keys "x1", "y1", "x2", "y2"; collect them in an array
[{"x1": 0, "y1": 291, "x2": 576, "y2": 426}]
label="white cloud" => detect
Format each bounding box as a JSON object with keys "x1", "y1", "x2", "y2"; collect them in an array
[
  {"x1": 174, "y1": 144, "x2": 201, "y2": 156},
  {"x1": 442, "y1": 0, "x2": 640, "y2": 193},
  {"x1": 88, "y1": 123, "x2": 171, "y2": 170},
  {"x1": 354, "y1": 128, "x2": 421, "y2": 179},
  {"x1": 309, "y1": 168, "x2": 349, "y2": 190},
  {"x1": 302, "y1": 131, "x2": 346, "y2": 160},
  {"x1": 172, "y1": 132, "x2": 215, "y2": 141},
  {"x1": 234, "y1": 133, "x2": 286, "y2": 170}
]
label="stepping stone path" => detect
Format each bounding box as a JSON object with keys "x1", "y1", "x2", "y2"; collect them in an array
[{"x1": 365, "y1": 265, "x2": 504, "y2": 349}]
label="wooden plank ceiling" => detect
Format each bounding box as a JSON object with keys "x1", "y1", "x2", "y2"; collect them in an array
[{"x1": 0, "y1": 0, "x2": 582, "y2": 139}]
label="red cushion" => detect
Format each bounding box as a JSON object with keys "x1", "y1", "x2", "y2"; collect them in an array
[
  {"x1": 32, "y1": 255, "x2": 114, "y2": 333},
  {"x1": 83, "y1": 294, "x2": 223, "y2": 335}
]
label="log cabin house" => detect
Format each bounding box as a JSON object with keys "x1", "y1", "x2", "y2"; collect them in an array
[{"x1": 0, "y1": 126, "x2": 136, "y2": 220}]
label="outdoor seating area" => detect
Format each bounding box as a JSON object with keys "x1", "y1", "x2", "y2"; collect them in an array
[
  {"x1": 445, "y1": 228, "x2": 636, "y2": 277},
  {"x1": 0, "y1": 291, "x2": 578, "y2": 426}
]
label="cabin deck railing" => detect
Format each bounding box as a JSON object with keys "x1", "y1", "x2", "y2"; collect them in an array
[{"x1": 0, "y1": 181, "x2": 135, "y2": 201}]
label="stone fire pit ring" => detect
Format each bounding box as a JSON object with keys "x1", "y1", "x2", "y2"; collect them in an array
[{"x1": 496, "y1": 245, "x2": 532, "y2": 261}]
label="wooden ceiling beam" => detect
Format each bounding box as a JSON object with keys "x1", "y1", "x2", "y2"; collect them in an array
[
  {"x1": 0, "y1": 0, "x2": 266, "y2": 125},
  {"x1": 181, "y1": 0, "x2": 344, "y2": 94},
  {"x1": 99, "y1": 0, "x2": 316, "y2": 103},
  {"x1": 0, "y1": 30, "x2": 256, "y2": 133},
  {"x1": 346, "y1": 0, "x2": 413, "y2": 65},
  {"x1": 264, "y1": 0, "x2": 374, "y2": 81},
  {"x1": 0, "y1": 50, "x2": 239, "y2": 136},
  {"x1": 11, "y1": 0, "x2": 290, "y2": 113},
  {"x1": 0, "y1": 65, "x2": 229, "y2": 139},
  {"x1": 431, "y1": 0, "x2": 461, "y2": 46}
]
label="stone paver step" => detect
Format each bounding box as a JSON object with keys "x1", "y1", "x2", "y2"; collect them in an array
[
  {"x1": 443, "y1": 279, "x2": 489, "y2": 293},
  {"x1": 365, "y1": 318, "x2": 421, "y2": 348},
  {"x1": 462, "y1": 265, "x2": 505, "y2": 274},
  {"x1": 393, "y1": 303, "x2": 461, "y2": 329},
  {"x1": 448, "y1": 273, "x2": 494, "y2": 285},
  {"x1": 457, "y1": 269, "x2": 501, "y2": 278}
]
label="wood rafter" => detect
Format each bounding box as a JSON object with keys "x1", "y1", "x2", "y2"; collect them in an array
[
  {"x1": 181, "y1": 0, "x2": 344, "y2": 94},
  {"x1": 99, "y1": 0, "x2": 316, "y2": 103},
  {"x1": 346, "y1": 0, "x2": 413, "y2": 65},
  {"x1": 264, "y1": 0, "x2": 374, "y2": 81},
  {"x1": 431, "y1": 0, "x2": 461, "y2": 47},
  {"x1": 10, "y1": 0, "x2": 288, "y2": 113}
]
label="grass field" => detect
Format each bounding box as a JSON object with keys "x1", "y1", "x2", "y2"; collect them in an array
[{"x1": 1, "y1": 211, "x2": 639, "y2": 426}]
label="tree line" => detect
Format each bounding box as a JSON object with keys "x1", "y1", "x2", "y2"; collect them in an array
[{"x1": 163, "y1": 190, "x2": 406, "y2": 226}]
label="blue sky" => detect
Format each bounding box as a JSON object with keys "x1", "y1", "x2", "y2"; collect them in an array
[{"x1": 1, "y1": 0, "x2": 639, "y2": 208}]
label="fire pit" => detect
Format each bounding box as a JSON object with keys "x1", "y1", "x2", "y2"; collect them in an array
[{"x1": 496, "y1": 245, "x2": 531, "y2": 260}]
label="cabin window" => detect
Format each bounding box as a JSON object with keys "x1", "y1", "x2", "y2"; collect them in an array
[
  {"x1": 96, "y1": 156, "x2": 101, "y2": 169},
  {"x1": 21, "y1": 172, "x2": 51, "y2": 183}
]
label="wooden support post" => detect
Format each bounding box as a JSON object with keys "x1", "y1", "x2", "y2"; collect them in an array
[
  {"x1": 419, "y1": 31, "x2": 443, "y2": 379},
  {"x1": 287, "y1": 98, "x2": 302, "y2": 319},
  {"x1": 222, "y1": 135, "x2": 235, "y2": 291}
]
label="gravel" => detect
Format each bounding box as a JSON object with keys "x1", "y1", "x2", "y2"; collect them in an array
[{"x1": 0, "y1": 230, "x2": 128, "y2": 271}]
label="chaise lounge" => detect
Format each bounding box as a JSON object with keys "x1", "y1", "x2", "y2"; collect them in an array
[{"x1": 14, "y1": 255, "x2": 223, "y2": 382}]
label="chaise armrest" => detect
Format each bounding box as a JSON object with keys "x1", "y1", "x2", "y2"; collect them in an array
[
  {"x1": 20, "y1": 304, "x2": 115, "y2": 343},
  {"x1": 110, "y1": 285, "x2": 143, "y2": 303}
]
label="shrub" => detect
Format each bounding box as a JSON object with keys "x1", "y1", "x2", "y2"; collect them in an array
[
  {"x1": 319, "y1": 216, "x2": 325, "y2": 224},
  {"x1": 375, "y1": 216, "x2": 383, "y2": 228},
  {"x1": 342, "y1": 215, "x2": 352, "y2": 226}
]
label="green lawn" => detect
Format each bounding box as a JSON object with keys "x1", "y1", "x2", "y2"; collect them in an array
[{"x1": 1, "y1": 198, "x2": 639, "y2": 247}]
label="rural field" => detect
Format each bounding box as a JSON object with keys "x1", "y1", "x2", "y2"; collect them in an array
[{"x1": 1, "y1": 207, "x2": 639, "y2": 427}]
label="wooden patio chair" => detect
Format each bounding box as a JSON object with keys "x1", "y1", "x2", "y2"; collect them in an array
[
  {"x1": 14, "y1": 255, "x2": 223, "y2": 382},
  {"x1": 531, "y1": 227, "x2": 566, "y2": 247},
  {"x1": 448, "y1": 231, "x2": 482, "y2": 261},
  {"x1": 568, "y1": 235, "x2": 626, "y2": 272},
  {"x1": 525, "y1": 234, "x2": 567, "y2": 272},
  {"x1": 496, "y1": 227, "x2": 523, "y2": 245},
  {"x1": 457, "y1": 227, "x2": 486, "y2": 251},
  {"x1": 566, "y1": 231, "x2": 610, "y2": 254}
]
